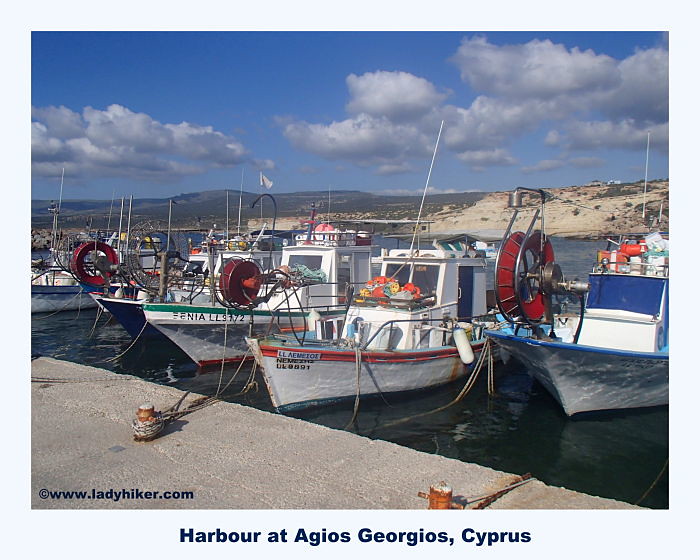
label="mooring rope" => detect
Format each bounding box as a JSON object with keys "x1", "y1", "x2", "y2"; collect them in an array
[
  {"x1": 343, "y1": 346, "x2": 363, "y2": 430},
  {"x1": 378, "y1": 338, "x2": 494, "y2": 429},
  {"x1": 105, "y1": 319, "x2": 150, "y2": 363},
  {"x1": 32, "y1": 288, "x2": 85, "y2": 319},
  {"x1": 635, "y1": 458, "x2": 668, "y2": 506}
]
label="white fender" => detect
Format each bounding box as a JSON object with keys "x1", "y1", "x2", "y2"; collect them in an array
[
  {"x1": 307, "y1": 308, "x2": 321, "y2": 331},
  {"x1": 453, "y1": 327, "x2": 475, "y2": 364}
]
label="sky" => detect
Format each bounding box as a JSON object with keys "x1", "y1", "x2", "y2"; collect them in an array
[{"x1": 30, "y1": 30, "x2": 669, "y2": 201}]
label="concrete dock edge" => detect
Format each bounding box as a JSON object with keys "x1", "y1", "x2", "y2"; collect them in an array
[{"x1": 31, "y1": 357, "x2": 638, "y2": 509}]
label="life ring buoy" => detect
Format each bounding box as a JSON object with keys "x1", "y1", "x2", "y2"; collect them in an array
[{"x1": 70, "y1": 241, "x2": 119, "y2": 286}]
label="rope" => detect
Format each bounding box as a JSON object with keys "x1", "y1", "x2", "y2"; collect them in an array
[
  {"x1": 344, "y1": 346, "x2": 363, "y2": 430},
  {"x1": 88, "y1": 305, "x2": 106, "y2": 338},
  {"x1": 634, "y1": 458, "x2": 668, "y2": 506},
  {"x1": 105, "y1": 319, "x2": 150, "y2": 362},
  {"x1": 216, "y1": 310, "x2": 231, "y2": 395},
  {"x1": 32, "y1": 288, "x2": 86, "y2": 319},
  {"x1": 464, "y1": 476, "x2": 535, "y2": 507},
  {"x1": 378, "y1": 338, "x2": 494, "y2": 429},
  {"x1": 31, "y1": 375, "x2": 134, "y2": 383}
]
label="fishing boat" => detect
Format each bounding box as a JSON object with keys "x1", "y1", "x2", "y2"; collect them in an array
[
  {"x1": 31, "y1": 232, "x2": 122, "y2": 313},
  {"x1": 484, "y1": 188, "x2": 669, "y2": 416},
  {"x1": 31, "y1": 265, "x2": 98, "y2": 313},
  {"x1": 141, "y1": 203, "x2": 375, "y2": 367},
  {"x1": 245, "y1": 245, "x2": 494, "y2": 411},
  {"x1": 92, "y1": 236, "x2": 284, "y2": 339}
]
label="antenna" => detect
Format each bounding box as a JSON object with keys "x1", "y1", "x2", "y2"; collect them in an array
[
  {"x1": 409, "y1": 120, "x2": 444, "y2": 256},
  {"x1": 642, "y1": 131, "x2": 650, "y2": 220},
  {"x1": 237, "y1": 168, "x2": 244, "y2": 235},
  {"x1": 50, "y1": 167, "x2": 65, "y2": 253}
]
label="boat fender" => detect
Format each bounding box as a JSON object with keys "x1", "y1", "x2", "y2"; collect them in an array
[
  {"x1": 307, "y1": 308, "x2": 321, "y2": 331},
  {"x1": 453, "y1": 327, "x2": 475, "y2": 365}
]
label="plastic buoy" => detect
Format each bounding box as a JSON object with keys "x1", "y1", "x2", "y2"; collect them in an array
[
  {"x1": 453, "y1": 327, "x2": 475, "y2": 364},
  {"x1": 307, "y1": 308, "x2": 321, "y2": 331}
]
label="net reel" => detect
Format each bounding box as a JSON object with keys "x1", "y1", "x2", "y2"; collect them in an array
[
  {"x1": 494, "y1": 189, "x2": 589, "y2": 334},
  {"x1": 69, "y1": 240, "x2": 120, "y2": 288},
  {"x1": 124, "y1": 220, "x2": 190, "y2": 296}
]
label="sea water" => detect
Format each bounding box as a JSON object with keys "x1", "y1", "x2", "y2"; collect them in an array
[{"x1": 29, "y1": 237, "x2": 669, "y2": 508}]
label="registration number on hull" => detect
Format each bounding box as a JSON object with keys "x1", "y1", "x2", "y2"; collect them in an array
[{"x1": 275, "y1": 350, "x2": 321, "y2": 370}]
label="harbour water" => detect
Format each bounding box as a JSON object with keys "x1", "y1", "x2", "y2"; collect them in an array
[{"x1": 30, "y1": 237, "x2": 669, "y2": 508}]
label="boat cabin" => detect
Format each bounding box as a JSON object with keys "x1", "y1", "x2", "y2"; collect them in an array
[
  {"x1": 336, "y1": 248, "x2": 488, "y2": 351},
  {"x1": 264, "y1": 242, "x2": 374, "y2": 311}
]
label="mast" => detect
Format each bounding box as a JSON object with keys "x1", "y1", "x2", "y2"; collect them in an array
[
  {"x1": 50, "y1": 167, "x2": 65, "y2": 254},
  {"x1": 237, "y1": 168, "x2": 244, "y2": 235},
  {"x1": 409, "y1": 120, "x2": 444, "y2": 256},
  {"x1": 642, "y1": 131, "x2": 650, "y2": 221}
]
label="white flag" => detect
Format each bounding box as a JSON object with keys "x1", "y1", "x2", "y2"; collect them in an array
[{"x1": 260, "y1": 172, "x2": 273, "y2": 189}]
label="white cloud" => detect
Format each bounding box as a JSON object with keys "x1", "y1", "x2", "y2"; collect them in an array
[
  {"x1": 346, "y1": 71, "x2": 448, "y2": 121},
  {"x1": 569, "y1": 156, "x2": 605, "y2": 169},
  {"x1": 282, "y1": 113, "x2": 430, "y2": 169},
  {"x1": 521, "y1": 159, "x2": 567, "y2": 174},
  {"x1": 455, "y1": 148, "x2": 518, "y2": 170},
  {"x1": 564, "y1": 120, "x2": 668, "y2": 153},
  {"x1": 32, "y1": 104, "x2": 255, "y2": 181},
  {"x1": 450, "y1": 36, "x2": 620, "y2": 100},
  {"x1": 279, "y1": 35, "x2": 668, "y2": 177}
]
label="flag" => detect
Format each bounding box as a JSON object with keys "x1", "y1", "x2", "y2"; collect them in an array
[{"x1": 260, "y1": 172, "x2": 273, "y2": 190}]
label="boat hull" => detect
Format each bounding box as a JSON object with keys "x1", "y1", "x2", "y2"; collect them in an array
[
  {"x1": 486, "y1": 330, "x2": 668, "y2": 416},
  {"x1": 143, "y1": 304, "x2": 344, "y2": 367},
  {"x1": 31, "y1": 285, "x2": 98, "y2": 313},
  {"x1": 94, "y1": 297, "x2": 163, "y2": 339},
  {"x1": 247, "y1": 338, "x2": 483, "y2": 411}
]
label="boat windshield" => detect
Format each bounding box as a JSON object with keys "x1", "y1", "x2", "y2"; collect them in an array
[
  {"x1": 288, "y1": 254, "x2": 323, "y2": 272},
  {"x1": 384, "y1": 263, "x2": 440, "y2": 296}
]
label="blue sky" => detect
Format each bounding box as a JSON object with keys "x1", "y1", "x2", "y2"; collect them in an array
[{"x1": 31, "y1": 30, "x2": 669, "y2": 200}]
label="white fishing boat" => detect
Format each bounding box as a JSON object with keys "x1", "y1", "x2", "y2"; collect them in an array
[
  {"x1": 31, "y1": 265, "x2": 98, "y2": 313},
  {"x1": 142, "y1": 204, "x2": 376, "y2": 367},
  {"x1": 246, "y1": 245, "x2": 493, "y2": 411},
  {"x1": 31, "y1": 233, "x2": 122, "y2": 313},
  {"x1": 484, "y1": 188, "x2": 669, "y2": 416}
]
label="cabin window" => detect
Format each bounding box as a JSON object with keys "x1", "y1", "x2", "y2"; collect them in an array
[
  {"x1": 411, "y1": 265, "x2": 440, "y2": 295},
  {"x1": 384, "y1": 263, "x2": 411, "y2": 285},
  {"x1": 288, "y1": 254, "x2": 323, "y2": 272}
]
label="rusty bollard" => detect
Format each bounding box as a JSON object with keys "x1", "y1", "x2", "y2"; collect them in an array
[
  {"x1": 417, "y1": 481, "x2": 463, "y2": 509},
  {"x1": 132, "y1": 403, "x2": 164, "y2": 442}
]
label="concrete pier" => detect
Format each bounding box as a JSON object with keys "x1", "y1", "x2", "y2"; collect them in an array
[{"x1": 31, "y1": 357, "x2": 638, "y2": 509}]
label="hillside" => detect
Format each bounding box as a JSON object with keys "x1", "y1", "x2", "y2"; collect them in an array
[{"x1": 31, "y1": 180, "x2": 668, "y2": 242}]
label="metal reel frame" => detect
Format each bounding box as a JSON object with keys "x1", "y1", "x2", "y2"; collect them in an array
[
  {"x1": 124, "y1": 220, "x2": 189, "y2": 294},
  {"x1": 495, "y1": 230, "x2": 555, "y2": 325}
]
